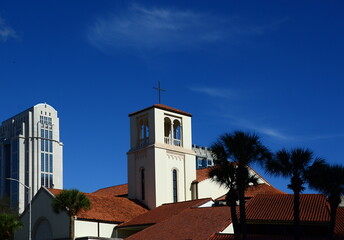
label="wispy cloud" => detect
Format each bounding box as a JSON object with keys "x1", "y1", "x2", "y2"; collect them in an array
[
  {"x1": 190, "y1": 86, "x2": 241, "y2": 99},
  {"x1": 221, "y1": 114, "x2": 344, "y2": 142},
  {"x1": 87, "y1": 4, "x2": 286, "y2": 52},
  {"x1": 0, "y1": 17, "x2": 17, "y2": 42}
]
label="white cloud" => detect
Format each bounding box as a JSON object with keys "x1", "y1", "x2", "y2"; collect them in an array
[
  {"x1": 87, "y1": 4, "x2": 285, "y2": 52},
  {"x1": 222, "y1": 115, "x2": 344, "y2": 142},
  {"x1": 0, "y1": 17, "x2": 17, "y2": 42},
  {"x1": 190, "y1": 86, "x2": 241, "y2": 99}
]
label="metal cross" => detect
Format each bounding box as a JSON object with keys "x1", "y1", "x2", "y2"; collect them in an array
[{"x1": 153, "y1": 81, "x2": 166, "y2": 104}]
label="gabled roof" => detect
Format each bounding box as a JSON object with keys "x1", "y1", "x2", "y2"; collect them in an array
[
  {"x1": 194, "y1": 165, "x2": 270, "y2": 185},
  {"x1": 128, "y1": 104, "x2": 192, "y2": 117},
  {"x1": 92, "y1": 183, "x2": 128, "y2": 197},
  {"x1": 47, "y1": 188, "x2": 148, "y2": 223},
  {"x1": 119, "y1": 198, "x2": 211, "y2": 228},
  {"x1": 126, "y1": 205, "x2": 231, "y2": 240},
  {"x1": 245, "y1": 194, "x2": 330, "y2": 223},
  {"x1": 216, "y1": 183, "x2": 285, "y2": 201}
]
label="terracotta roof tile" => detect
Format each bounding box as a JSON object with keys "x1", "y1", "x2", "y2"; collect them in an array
[
  {"x1": 194, "y1": 165, "x2": 270, "y2": 185},
  {"x1": 216, "y1": 183, "x2": 285, "y2": 201},
  {"x1": 119, "y1": 198, "x2": 211, "y2": 228},
  {"x1": 47, "y1": 188, "x2": 148, "y2": 223},
  {"x1": 209, "y1": 234, "x2": 330, "y2": 240},
  {"x1": 129, "y1": 104, "x2": 192, "y2": 117},
  {"x1": 92, "y1": 184, "x2": 128, "y2": 197},
  {"x1": 126, "y1": 206, "x2": 231, "y2": 240},
  {"x1": 245, "y1": 194, "x2": 330, "y2": 223},
  {"x1": 335, "y1": 207, "x2": 344, "y2": 236}
]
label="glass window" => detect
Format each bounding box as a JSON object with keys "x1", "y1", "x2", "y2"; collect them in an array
[
  {"x1": 45, "y1": 140, "x2": 49, "y2": 152},
  {"x1": 49, "y1": 155, "x2": 53, "y2": 173},
  {"x1": 49, "y1": 131, "x2": 52, "y2": 139},
  {"x1": 141, "y1": 169, "x2": 145, "y2": 200},
  {"x1": 44, "y1": 174, "x2": 49, "y2": 187},
  {"x1": 41, "y1": 153, "x2": 44, "y2": 171},
  {"x1": 173, "y1": 169, "x2": 178, "y2": 203},
  {"x1": 41, "y1": 129, "x2": 44, "y2": 137},
  {"x1": 49, "y1": 141, "x2": 53, "y2": 153},
  {"x1": 41, "y1": 139, "x2": 44, "y2": 151},
  {"x1": 49, "y1": 174, "x2": 53, "y2": 188},
  {"x1": 41, "y1": 173, "x2": 44, "y2": 186},
  {"x1": 45, "y1": 154, "x2": 49, "y2": 172}
]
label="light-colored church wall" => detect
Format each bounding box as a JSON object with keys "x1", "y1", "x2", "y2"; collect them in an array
[
  {"x1": 155, "y1": 148, "x2": 186, "y2": 207},
  {"x1": 128, "y1": 147, "x2": 157, "y2": 209},
  {"x1": 75, "y1": 220, "x2": 117, "y2": 238},
  {"x1": 15, "y1": 188, "x2": 69, "y2": 240},
  {"x1": 184, "y1": 154, "x2": 196, "y2": 201},
  {"x1": 197, "y1": 179, "x2": 228, "y2": 200}
]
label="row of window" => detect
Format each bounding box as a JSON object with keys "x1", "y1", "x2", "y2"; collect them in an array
[
  {"x1": 40, "y1": 116, "x2": 52, "y2": 125},
  {"x1": 41, "y1": 173, "x2": 53, "y2": 188},
  {"x1": 41, "y1": 129, "x2": 53, "y2": 153},
  {"x1": 41, "y1": 153, "x2": 53, "y2": 173}
]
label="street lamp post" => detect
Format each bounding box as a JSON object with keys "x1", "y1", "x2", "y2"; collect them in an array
[{"x1": 6, "y1": 178, "x2": 31, "y2": 240}]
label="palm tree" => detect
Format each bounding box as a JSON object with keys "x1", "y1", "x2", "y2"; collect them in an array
[
  {"x1": 210, "y1": 131, "x2": 272, "y2": 240},
  {"x1": 0, "y1": 213, "x2": 22, "y2": 240},
  {"x1": 208, "y1": 160, "x2": 240, "y2": 240},
  {"x1": 306, "y1": 160, "x2": 344, "y2": 240},
  {"x1": 52, "y1": 189, "x2": 91, "y2": 240},
  {"x1": 266, "y1": 148, "x2": 316, "y2": 240}
]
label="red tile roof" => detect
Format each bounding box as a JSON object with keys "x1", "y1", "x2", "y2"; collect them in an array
[
  {"x1": 194, "y1": 165, "x2": 270, "y2": 185},
  {"x1": 245, "y1": 194, "x2": 330, "y2": 223},
  {"x1": 335, "y1": 207, "x2": 344, "y2": 237},
  {"x1": 47, "y1": 188, "x2": 148, "y2": 223},
  {"x1": 216, "y1": 183, "x2": 285, "y2": 201},
  {"x1": 128, "y1": 104, "x2": 192, "y2": 117},
  {"x1": 119, "y1": 198, "x2": 211, "y2": 228},
  {"x1": 126, "y1": 206, "x2": 231, "y2": 240},
  {"x1": 92, "y1": 184, "x2": 128, "y2": 197}
]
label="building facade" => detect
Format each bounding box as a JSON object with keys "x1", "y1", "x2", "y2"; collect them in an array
[
  {"x1": 0, "y1": 103, "x2": 63, "y2": 213},
  {"x1": 192, "y1": 144, "x2": 214, "y2": 169},
  {"x1": 127, "y1": 104, "x2": 196, "y2": 209}
]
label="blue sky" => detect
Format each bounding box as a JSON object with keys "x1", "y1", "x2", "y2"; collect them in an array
[{"x1": 1, "y1": 1, "x2": 343, "y2": 194}]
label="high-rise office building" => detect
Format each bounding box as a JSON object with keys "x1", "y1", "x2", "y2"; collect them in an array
[{"x1": 0, "y1": 103, "x2": 63, "y2": 213}]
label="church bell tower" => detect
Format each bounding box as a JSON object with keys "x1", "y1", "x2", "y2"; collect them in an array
[{"x1": 127, "y1": 104, "x2": 196, "y2": 209}]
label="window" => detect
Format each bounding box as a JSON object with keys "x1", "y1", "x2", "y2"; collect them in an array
[
  {"x1": 141, "y1": 169, "x2": 145, "y2": 200},
  {"x1": 173, "y1": 120, "x2": 181, "y2": 146},
  {"x1": 138, "y1": 117, "x2": 149, "y2": 147},
  {"x1": 164, "y1": 116, "x2": 182, "y2": 147},
  {"x1": 173, "y1": 169, "x2": 178, "y2": 203}
]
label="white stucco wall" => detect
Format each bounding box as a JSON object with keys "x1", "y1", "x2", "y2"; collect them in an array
[
  {"x1": 197, "y1": 178, "x2": 228, "y2": 200},
  {"x1": 75, "y1": 220, "x2": 117, "y2": 238}
]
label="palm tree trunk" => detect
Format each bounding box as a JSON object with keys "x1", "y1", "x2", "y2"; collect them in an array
[
  {"x1": 238, "y1": 188, "x2": 247, "y2": 240},
  {"x1": 70, "y1": 215, "x2": 75, "y2": 240},
  {"x1": 227, "y1": 191, "x2": 241, "y2": 240},
  {"x1": 293, "y1": 192, "x2": 300, "y2": 240},
  {"x1": 328, "y1": 202, "x2": 337, "y2": 240}
]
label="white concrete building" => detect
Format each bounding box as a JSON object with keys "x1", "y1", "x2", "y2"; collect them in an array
[
  {"x1": 128, "y1": 104, "x2": 196, "y2": 209},
  {"x1": 0, "y1": 103, "x2": 63, "y2": 213}
]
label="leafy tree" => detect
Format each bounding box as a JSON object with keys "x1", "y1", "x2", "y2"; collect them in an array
[
  {"x1": 0, "y1": 196, "x2": 22, "y2": 240},
  {"x1": 210, "y1": 131, "x2": 271, "y2": 240},
  {"x1": 51, "y1": 189, "x2": 91, "y2": 240},
  {"x1": 306, "y1": 160, "x2": 344, "y2": 240},
  {"x1": 266, "y1": 148, "x2": 317, "y2": 240}
]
